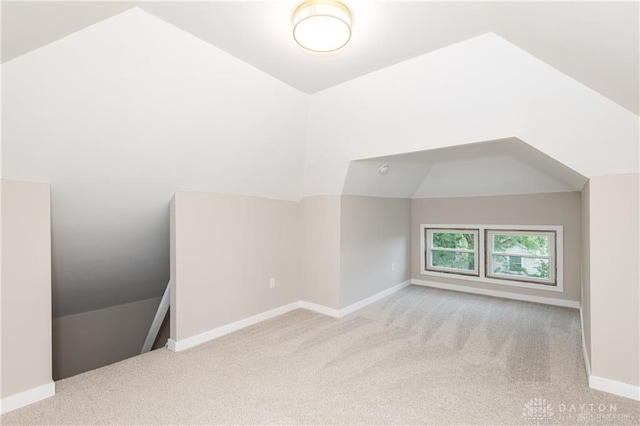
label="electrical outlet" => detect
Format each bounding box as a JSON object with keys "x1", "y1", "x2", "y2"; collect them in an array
[
  {"x1": 391, "y1": 263, "x2": 395, "y2": 271},
  {"x1": 269, "y1": 278, "x2": 276, "y2": 289}
]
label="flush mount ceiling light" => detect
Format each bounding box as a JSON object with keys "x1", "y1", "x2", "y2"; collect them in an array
[
  {"x1": 378, "y1": 165, "x2": 390, "y2": 175},
  {"x1": 293, "y1": 0, "x2": 352, "y2": 52}
]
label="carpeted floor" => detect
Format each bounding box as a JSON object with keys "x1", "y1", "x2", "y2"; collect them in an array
[{"x1": 2, "y1": 285, "x2": 639, "y2": 425}]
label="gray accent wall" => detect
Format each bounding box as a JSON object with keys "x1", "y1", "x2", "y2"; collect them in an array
[
  {"x1": 586, "y1": 174, "x2": 639, "y2": 387},
  {"x1": 171, "y1": 192, "x2": 300, "y2": 342},
  {"x1": 411, "y1": 192, "x2": 582, "y2": 303},
  {"x1": 52, "y1": 296, "x2": 168, "y2": 380},
  {"x1": 1, "y1": 180, "x2": 53, "y2": 399},
  {"x1": 581, "y1": 181, "x2": 591, "y2": 364},
  {"x1": 340, "y1": 196, "x2": 411, "y2": 307},
  {"x1": 299, "y1": 196, "x2": 342, "y2": 309}
]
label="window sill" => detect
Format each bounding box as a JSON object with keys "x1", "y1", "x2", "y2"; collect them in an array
[{"x1": 420, "y1": 270, "x2": 563, "y2": 293}]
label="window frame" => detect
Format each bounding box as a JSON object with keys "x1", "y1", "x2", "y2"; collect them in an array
[
  {"x1": 420, "y1": 224, "x2": 563, "y2": 293},
  {"x1": 424, "y1": 228, "x2": 480, "y2": 276},
  {"x1": 485, "y1": 229, "x2": 557, "y2": 286}
]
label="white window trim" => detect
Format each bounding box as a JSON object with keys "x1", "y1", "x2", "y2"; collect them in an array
[
  {"x1": 420, "y1": 224, "x2": 564, "y2": 293},
  {"x1": 425, "y1": 228, "x2": 479, "y2": 276},
  {"x1": 486, "y1": 229, "x2": 556, "y2": 285}
]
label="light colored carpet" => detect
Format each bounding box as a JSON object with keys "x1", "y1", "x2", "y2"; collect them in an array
[{"x1": 2, "y1": 285, "x2": 639, "y2": 425}]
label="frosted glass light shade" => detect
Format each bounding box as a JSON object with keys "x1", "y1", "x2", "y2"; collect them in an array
[{"x1": 293, "y1": 1, "x2": 352, "y2": 52}]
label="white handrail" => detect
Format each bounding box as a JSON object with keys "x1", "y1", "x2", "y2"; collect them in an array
[{"x1": 141, "y1": 281, "x2": 170, "y2": 354}]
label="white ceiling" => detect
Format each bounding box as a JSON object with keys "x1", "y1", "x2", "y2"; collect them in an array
[
  {"x1": 2, "y1": 8, "x2": 309, "y2": 316},
  {"x1": 342, "y1": 138, "x2": 588, "y2": 199},
  {"x1": 1, "y1": 1, "x2": 137, "y2": 63},
  {"x1": 0, "y1": 3, "x2": 635, "y2": 316},
  {"x1": 1, "y1": 1, "x2": 637, "y2": 113},
  {"x1": 138, "y1": 1, "x2": 490, "y2": 94},
  {"x1": 483, "y1": 1, "x2": 639, "y2": 116}
]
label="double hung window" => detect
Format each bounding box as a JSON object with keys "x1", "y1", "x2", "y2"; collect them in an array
[
  {"x1": 424, "y1": 229, "x2": 479, "y2": 276},
  {"x1": 420, "y1": 224, "x2": 562, "y2": 291},
  {"x1": 486, "y1": 230, "x2": 556, "y2": 285}
]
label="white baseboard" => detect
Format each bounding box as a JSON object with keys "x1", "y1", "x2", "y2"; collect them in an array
[
  {"x1": 1, "y1": 381, "x2": 55, "y2": 414},
  {"x1": 299, "y1": 301, "x2": 341, "y2": 318},
  {"x1": 167, "y1": 281, "x2": 638, "y2": 402},
  {"x1": 339, "y1": 280, "x2": 411, "y2": 317},
  {"x1": 589, "y1": 375, "x2": 640, "y2": 401},
  {"x1": 410, "y1": 279, "x2": 580, "y2": 309},
  {"x1": 169, "y1": 280, "x2": 412, "y2": 351},
  {"x1": 168, "y1": 301, "x2": 302, "y2": 352},
  {"x1": 579, "y1": 307, "x2": 639, "y2": 401}
]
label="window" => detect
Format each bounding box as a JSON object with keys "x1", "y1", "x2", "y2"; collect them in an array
[
  {"x1": 420, "y1": 224, "x2": 563, "y2": 292},
  {"x1": 486, "y1": 230, "x2": 556, "y2": 285},
  {"x1": 425, "y1": 228, "x2": 479, "y2": 276}
]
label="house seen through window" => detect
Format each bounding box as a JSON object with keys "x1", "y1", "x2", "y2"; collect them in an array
[{"x1": 486, "y1": 230, "x2": 556, "y2": 285}]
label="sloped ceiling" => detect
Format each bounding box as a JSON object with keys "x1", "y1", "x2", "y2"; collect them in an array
[
  {"x1": 1, "y1": 1, "x2": 638, "y2": 113},
  {"x1": 1, "y1": 1, "x2": 138, "y2": 63},
  {"x1": 2, "y1": 8, "x2": 308, "y2": 316},
  {"x1": 1, "y1": 3, "x2": 637, "y2": 318},
  {"x1": 342, "y1": 138, "x2": 588, "y2": 199},
  {"x1": 484, "y1": 1, "x2": 639, "y2": 116}
]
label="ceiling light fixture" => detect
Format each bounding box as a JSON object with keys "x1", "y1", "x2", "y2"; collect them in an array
[
  {"x1": 378, "y1": 165, "x2": 390, "y2": 175},
  {"x1": 293, "y1": 0, "x2": 352, "y2": 52}
]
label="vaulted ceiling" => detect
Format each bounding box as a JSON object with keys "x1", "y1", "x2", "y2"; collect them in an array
[
  {"x1": 1, "y1": 2, "x2": 638, "y2": 317},
  {"x1": 2, "y1": 1, "x2": 638, "y2": 113}
]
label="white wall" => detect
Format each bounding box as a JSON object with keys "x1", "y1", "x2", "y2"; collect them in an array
[
  {"x1": 305, "y1": 33, "x2": 638, "y2": 197},
  {"x1": 340, "y1": 196, "x2": 411, "y2": 307},
  {"x1": 1, "y1": 8, "x2": 308, "y2": 316},
  {"x1": 170, "y1": 192, "x2": 300, "y2": 343},
  {"x1": 587, "y1": 174, "x2": 639, "y2": 391},
  {"x1": 3, "y1": 6, "x2": 639, "y2": 404},
  {"x1": 1, "y1": 180, "x2": 54, "y2": 412}
]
